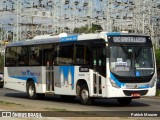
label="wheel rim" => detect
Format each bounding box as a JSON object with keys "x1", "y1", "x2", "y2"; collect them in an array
[
  {"x1": 81, "y1": 89, "x2": 89, "y2": 100},
  {"x1": 29, "y1": 85, "x2": 35, "y2": 97}
]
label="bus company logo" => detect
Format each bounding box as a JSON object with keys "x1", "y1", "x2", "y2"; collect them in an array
[
  {"x1": 21, "y1": 70, "x2": 40, "y2": 76},
  {"x1": 60, "y1": 36, "x2": 78, "y2": 42}
]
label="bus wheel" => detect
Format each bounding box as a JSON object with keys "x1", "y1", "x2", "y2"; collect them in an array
[
  {"x1": 80, "y1": 85, "x2": 91, "y2": 105},
  {"x1": 27, "y1": 81, "x2": 37, "y2": 99},
  {"x1": 117, "y1": 98, "x2": 132, "y2": 106}
]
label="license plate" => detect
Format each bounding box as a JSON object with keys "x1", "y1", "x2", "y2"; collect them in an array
[{"x1": 131, "y1": 93, "x2": 140, "y2": 97}]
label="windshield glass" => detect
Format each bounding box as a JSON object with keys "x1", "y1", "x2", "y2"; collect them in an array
[{"x1": 110, "y1": 45, "x2": 154, "y2": 77}]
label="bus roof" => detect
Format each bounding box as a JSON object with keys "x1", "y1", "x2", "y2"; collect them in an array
[{"x1": 6, "y1": 32, "x2": 150, "y2": 47}]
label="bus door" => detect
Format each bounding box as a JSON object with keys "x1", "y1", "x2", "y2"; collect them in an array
[
  {"x1": 92, "y1": 45, "x2": 105, "y2": 96},
  {"x1": 44, "y1": 50, "x2": 55, "y2": 91}
]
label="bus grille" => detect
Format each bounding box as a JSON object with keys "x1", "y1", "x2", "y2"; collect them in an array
[
  {"x1": 123, "y1": 90, "x2": 148, "y2": 96},
  {"x1": 116, "y1": 76, "x2": 153, "y2": 83}
]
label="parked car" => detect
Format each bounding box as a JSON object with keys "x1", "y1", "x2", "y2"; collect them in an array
[
  {"x1": 0, "y1": 72, "x2": 4, "y2": 88},
  {"x1": 157, "y1": 77, "x2": 160, "y2": 89}
]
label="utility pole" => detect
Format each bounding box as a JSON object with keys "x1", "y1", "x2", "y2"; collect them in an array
[{"x1": 15, "y1": 0, "x2": 22, "y2": 41}]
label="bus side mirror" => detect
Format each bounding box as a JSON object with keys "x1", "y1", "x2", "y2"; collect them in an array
[{"x1": 106, "y1": 47, "x2": 110, "y2": 58}]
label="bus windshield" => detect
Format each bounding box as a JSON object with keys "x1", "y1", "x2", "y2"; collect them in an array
[{"x1": 110, "y1": 45, "x2": 154, "y2": 77}]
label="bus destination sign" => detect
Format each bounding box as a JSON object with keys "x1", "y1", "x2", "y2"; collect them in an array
[{"x1": 113, "y1": 37, "x2": 146, "y2": 43}]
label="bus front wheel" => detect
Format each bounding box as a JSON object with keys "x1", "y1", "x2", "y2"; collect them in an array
[
  {"x1": 27, "y1": 81, "x2": 37, "y2": 99},
  {"x1": 80, "y1": 85, "x2": 92, "y2": 105},
  {"x1": 117, "y1": 98, "x2": 132, "y2": 106}
]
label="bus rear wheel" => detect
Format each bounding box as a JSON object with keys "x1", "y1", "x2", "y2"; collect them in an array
[
  {"x1": 117, "y1": 98, "x2": 132, "y2": 106},
  {"x1": 27, "y1": 81, "x2": 37, "y2": 99},
  {"x1": 80, "y1": 85, "x2": 92, "y2": 105}
]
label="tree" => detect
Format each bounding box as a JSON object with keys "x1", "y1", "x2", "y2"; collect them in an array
[
  {"x1": 92, "y1": 23, "x2": 103, "y2": 32},
  {"x1": 73, "y1": 24, "x2": 103, "y2": 33},
  {"x1": 155, "y1": 49, "x2": 160, "y2": 68},
  {"x1": 0, "y1": 53, "x2": 4, "y2": 67}
]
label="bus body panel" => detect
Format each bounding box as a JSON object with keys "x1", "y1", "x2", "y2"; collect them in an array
[
  {"x1": 54, "y1": 66, "x2": 91, "y2": 96},
  {"x1": 54, "y1": 66, "x2": 76, "y2": 95},
  {"x1": 4, "y1": 67, "x2": 26, "y2": 92},
  {"x1": 4, "y1": 66, "x2": 45, "y2": 93}
]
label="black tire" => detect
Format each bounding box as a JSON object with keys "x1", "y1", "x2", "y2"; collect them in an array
[
  {"x1": 80, "y1": 85, "x2": 92, "y2": 105},
  {"x1": 27, "y1": 81, "x2": 37, "y2": 99},
  {"x1": 0, "y1": 84, "x2": 3, "y2": 88},
  {"x1": 0, "y1": 82, "x2": 4, "y2": 88},
  {"x1": 76, "y1": 84, "x2": 80, "y2": 96},
  {"x1": 117, "y1": 98, "x2": 132, "y2": 106}
]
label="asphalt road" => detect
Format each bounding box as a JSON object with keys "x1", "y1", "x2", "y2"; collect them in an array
[
  {"x1": 0, "y1": 88, "x2": 160, "y2": 113},
  {"x1": 0, "y1": 88, "x2": 160, "y2": 120},
  {"x1": 0, "y1": 87, "x2": 160, "y2": 120}
]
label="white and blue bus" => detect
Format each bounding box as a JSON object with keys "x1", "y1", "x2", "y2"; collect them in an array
[{"x1": 4, "y1": 32, "x2": 157, "y2": 105}]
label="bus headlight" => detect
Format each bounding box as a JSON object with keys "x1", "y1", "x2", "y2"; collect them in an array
[{"x1": 109, "y1": 78, "x2": 119, "y2": 88}]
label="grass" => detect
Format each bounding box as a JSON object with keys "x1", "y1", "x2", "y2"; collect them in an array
[
  {"x1": 0, "y1": 101, "x2": 22, "y2": 106},
  {"x1": 44, "y1": 107, "x2": 97, "y2": 117},
  {"x1": 44, "y1": 107, "x2": 68, "y2": 111},
  {"x1": 156, "y1": 89, "x2": 160, "y2": 96}
]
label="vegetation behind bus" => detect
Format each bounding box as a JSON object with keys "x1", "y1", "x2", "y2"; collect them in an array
[
  {"x1": 155, "y1": 49, "x2": 160, "y2": 68},
  {"x1": 0, "y1": 53, "x2": 4, "y2": 72},
  {"x1": 154, "y1": 49, "x2": 160, "y2": 96},
  {"x1": 73, "y1": 24, "x2": 103, "y2": 33}
]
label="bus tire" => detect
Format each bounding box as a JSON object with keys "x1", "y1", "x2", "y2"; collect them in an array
[
  {"x1": 27, "y1": 81, "x2": 37, "y2": 99},
  {"x1": 0, "y1": 84, "x2": 3, "y2": 88},
  {"x1": 117, "y1": 98, "x2": 132, "y2": 106},
  {"x1": 80, "y1": 85, "x2": 91, "y2": 105}
]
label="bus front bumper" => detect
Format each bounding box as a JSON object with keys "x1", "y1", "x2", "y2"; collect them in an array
[{"x1": 102, "y1": 86, "x2": 156, "y2": 98}]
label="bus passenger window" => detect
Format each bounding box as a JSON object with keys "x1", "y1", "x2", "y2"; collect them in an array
[
  {"x1": 29, "y1": 45, "x2": 42, "y2": 66},
  {"x1": 18, "y1": 57, "x2": 25, "y2": 65},
  {"x1": 75, "y1": 44, "x2": 90, "y2": 65},
  {"x1": 5, "y1": 47, "x2": 18, "y2": 66},
  {"x1": 30, "y1": 54, "x2": 39, "y2": 65},
  {"x1": 57, "y1": 45, "x2": 74, "y2": 65},
  {"x1": 17, "y1": 47, "x2": 29, "y2": 66}
]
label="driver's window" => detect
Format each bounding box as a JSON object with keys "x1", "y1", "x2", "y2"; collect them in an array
[{"x1": 137, "y1": 48, "x2": 153, "y2": 68}]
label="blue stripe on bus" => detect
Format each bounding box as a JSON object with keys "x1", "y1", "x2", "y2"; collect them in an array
[
  {"x1": 110, "y1": 73, "x2": 125, "y2": 88},
  {"x1": 60, "y1": 36, "x2": 78, "y2": 42},
  {"x1": 138, "y1": 85, "x2": 150, "y2": 89},
  {"x1": 9, "y1": 76, "x2": 37, "y2": 83},
  {"x1": 107, "y1": 32, "x2": 121, "y2": 36},
  {"x1": 110, "y1": 73, "x2": 150, "y2": 89}
]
